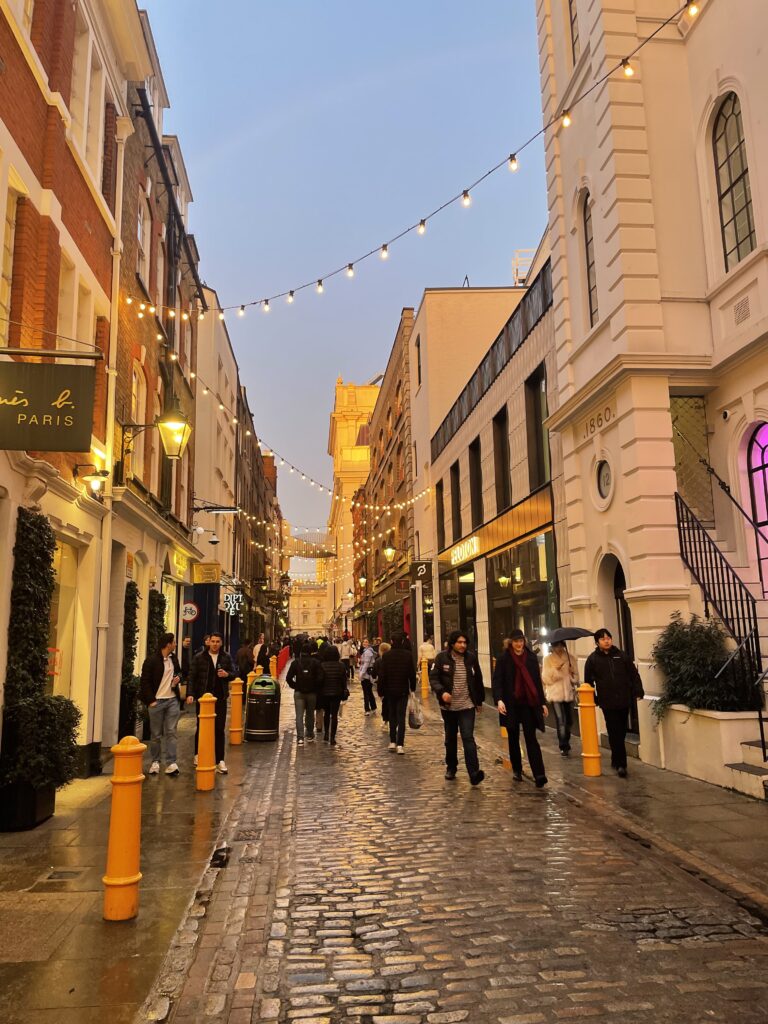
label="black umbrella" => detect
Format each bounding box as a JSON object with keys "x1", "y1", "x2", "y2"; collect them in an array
[{"x1": 545, "y1": 626, "x2": 595, "y2": 644}]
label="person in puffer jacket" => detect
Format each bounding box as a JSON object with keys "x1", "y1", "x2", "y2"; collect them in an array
[
  {"x1": 542, "y1": 641, "x2": 579, "y2": 756},
  {"x1": 319, "y1": 645, "x2": 348, "y2": 746},
  {"x1": 286, "y1": 643, "x2": 323, "y2": 746}
]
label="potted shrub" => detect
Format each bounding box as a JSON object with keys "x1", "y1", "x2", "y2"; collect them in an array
[
  {"x1": 118, "y1": 581, "x2": 141, "y2": 739},
  {"x1": 0, "y1": 508, "x2": 81, "y2": 830},
  {"x1": 651, "y1": 612, "x2": 764, "y2": 787}
]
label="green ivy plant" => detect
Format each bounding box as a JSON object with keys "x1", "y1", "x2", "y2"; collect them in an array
[
  {"x1": 0, "y1": 508, "x2": 81, "y2": 789},
  {"x1": 651, "y1": 611, "x2": 762, "y2": 720},
  {"x1": 146, "y1": 588, "x2": 167, "y2": 657},
  {"x1": 118, "y1": 581, "x2": 141, "y2": 738}
]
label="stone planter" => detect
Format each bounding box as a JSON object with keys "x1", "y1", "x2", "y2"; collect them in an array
[
  {"x1": 659, "y1": 705, "x2": 762, "y2": 787},
  {"x1": 0, "y1": 781, "x2": 56, "y2": 831}
]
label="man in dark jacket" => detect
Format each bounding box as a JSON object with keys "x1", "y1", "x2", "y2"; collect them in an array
[
  {"x1": 235, "y1": 638, "x2": 254, "y2": 680},
  {"x1": 377, "y1": 633, "x2": 417, "y2": 753},
  {"x1": 140, "y1": 632, "x2": 182, "y2": 776},
  {"x1": 429, "y1": 630, "x2": 485, "y2": 785},
  {"x1": 186, "y1": 631, "x2": 236, "y2": 773},
  {"x1": 584, "y1": 628, "x2": 644, "y2": 777},
  {"x1": 319, "y1": 645, "x2": 347, "y2": 746},
  {"x1": 287, "y1": 643, "x2": 323, "y2": 745},
  {"x1": 492, "y1": 629, "x2": 549, "y2": 787}
]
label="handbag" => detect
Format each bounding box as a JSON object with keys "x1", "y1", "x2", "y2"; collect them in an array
[{"x1": 408, "y1": 692, "x2": 424, "y2": 730}]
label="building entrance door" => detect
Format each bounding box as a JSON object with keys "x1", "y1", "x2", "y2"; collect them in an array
[
  {"x1": 747, "y1": 422, "x2": 768, "y2": 595},
  {"x1": 613, "y1": 562, "x2": 639, "y2": 737}
]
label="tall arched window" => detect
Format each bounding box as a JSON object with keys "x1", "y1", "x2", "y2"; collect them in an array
[
  {"x1": 748, "y1": 423, "x2": 768, "y2": 587},
  {"x1": 713, "y1": 93, "x2": 756, "y2": 272},
  {"x1": 583, "y1": 192, "x2": 598, "y2": 327},
  {"x1": 130, "y1": 362, "x2": 147, "y2": 481}
]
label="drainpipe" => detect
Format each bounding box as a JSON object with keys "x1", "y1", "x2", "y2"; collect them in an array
[{"x1": 91, "y1": 116, "x2": 134, "y2": 761}]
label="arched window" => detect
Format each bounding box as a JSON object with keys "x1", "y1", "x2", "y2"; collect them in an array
[
  {"x1": 398, "y1": 515, "x2": 407, "y2": 555},
  {"x1": 583, "y1": 191, "x2": 598, "y2": 327},
  {"x1": 713, "y1": 93, "x2": 756, "y2": 272},
  {"x1": 395, "y1": 382, "x2": 402, "y2": 418},
  {"x1": 396, "y1": 443, "x2": 404, "y2": 484},
  {"x1": 130, "y1": 362, "x2": 147, "y2": 481},
  {"x1": 149, "y1": 394, "x2": 161, "y2": 496},
  {"x1": 386, "y1": 408, "x2": 392, "y2": 439},
  {"x1": 748, "y1": 423, "x2": 768, "y2": 586}
]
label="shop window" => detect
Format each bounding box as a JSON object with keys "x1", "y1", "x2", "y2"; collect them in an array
[
  {"x1": 47, "y1": 541, "x2": 78, "y2": 699},
  {"x1": 0, "y1": 189, "x2": 20, "y2": 347},
  {"x1": 469, "y1": 436, "x2": 483, "y2": 529},
  {"x1": 130, "y1": 362, "x2": 147, "y2": 481},
  {"x1": 396, "y1": 443, "x2": 405, "y2": 484},
  {"x1": 435, "y1": 479, "x2": 446, "y2": 551},
  {"x1": 713, "y1": 93, "x2": 756, "y2": 272},
  {"x1": 155, "y1": 241, "x2": 166, "y2": 308},
  {"x1": 493, "y1": 405, "x2": 511, "y2": 513},
  {"x1": 525, "y1": 364, "x2": 550, "y2": 490},
  {"x1": 137, "y1": 192, "x2": 151, "y2": 283},
  {"x1": 487, "y1": 532, "x2": 557, "y2": 658},
  {"x1": 583, "y1": 191, "x2": 598, "y2": 326},
  {"x1": 450, "y1": 460, "x2": 462, "y2": 543},
  {"x1": 56, "y1": 253, "x2": 76, "y2": 348}
]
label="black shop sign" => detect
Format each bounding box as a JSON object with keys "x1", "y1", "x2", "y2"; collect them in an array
[{"x1": 0, "y1": 362, "x2": 95, "y2": 452}]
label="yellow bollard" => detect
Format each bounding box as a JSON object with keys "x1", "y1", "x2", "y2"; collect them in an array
[
  {"x1": 577, "y1": 683, "x2": 602, "y2": 777},
  {"x1": 229, "y1": 677, "x2": 244, "y2": 745},
  {"x1": 196, "y1": 692, "x2": 217, "y2": 791},
  {"x1": 421, "y1": 659, "x2": 429, "y2": 702},
  {"x1": 269, "y1": 654, "x2": 277, "y2": 679},
  {"x1": 103, "y1": 735, "x2": 146, "y2": 921}
]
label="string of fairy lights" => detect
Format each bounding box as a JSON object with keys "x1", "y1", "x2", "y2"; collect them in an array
[{"x1": 118, "y1": 1, "x2": 700, "y2": 325}]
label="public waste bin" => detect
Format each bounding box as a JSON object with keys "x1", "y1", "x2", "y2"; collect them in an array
[{"x1": 245, "y1": 675, "x2": 280, "y2": 742}]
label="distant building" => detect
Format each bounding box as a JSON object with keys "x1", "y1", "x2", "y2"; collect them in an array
[{"x1": 289, "y1": 582, "x2": 328, "y2": 638}]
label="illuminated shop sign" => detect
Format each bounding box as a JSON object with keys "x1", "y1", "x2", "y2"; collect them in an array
[
  {"x1": 0, "y1": 362, "x2": 95, "y2": 452},
  {"x1": 450, "y1": 535, "x2": 480, "y2": 566}
]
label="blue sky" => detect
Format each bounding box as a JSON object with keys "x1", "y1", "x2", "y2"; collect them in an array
[{"x1": 145, "y1": 1, "x2": 547, "y2": 530}]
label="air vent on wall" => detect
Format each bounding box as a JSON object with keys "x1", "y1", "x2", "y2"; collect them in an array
[{"x1": 733, "y1": 295, "x2": 751, "y2": 326}]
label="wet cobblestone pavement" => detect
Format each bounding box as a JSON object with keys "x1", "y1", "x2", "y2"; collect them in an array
[{"x1": 150, "y1": 691, "x2": 768, "y2": 1024}]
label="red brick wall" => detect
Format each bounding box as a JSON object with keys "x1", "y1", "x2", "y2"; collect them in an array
[
  {"x1": 31, "y1": 0, "x2": 77, "y2": 106},
  {"x1": 9, "y1": 198, "x2": 60, "y2": 349},
  {"x1": 101, "y1": 101, "x2": 118, "y2": 215}
]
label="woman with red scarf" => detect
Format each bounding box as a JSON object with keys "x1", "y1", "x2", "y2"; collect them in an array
[{"x1": 492, "y1": 629, "x2": 549, "y2": 787}]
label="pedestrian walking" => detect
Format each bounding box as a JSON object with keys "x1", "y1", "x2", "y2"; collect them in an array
[
  {"x1": 418, "y1": 634, "x2": 437, "y2": 667},
  {"x1": 340, "y1": 637, "x2": 353, "y2": 680},
  {"x1": 319, "y1": 645, "x2": 348, "y2": 747},
  {"x1": 235, "y1": 637, "x2": 255, "y2": 680},
  {"x1": 357, "y1": 638, "x2": 378, "y2": 716},
  {"x1": 429, "y1": 630, "x2": 485, "y2": 785},
  {"x1": 372, "y1": 641, "x2": 390, "y2": 727},
  {"x1": 287, "y1": 643, "x2": 322, "y2": 746},
  {"x1": 140, "y1": 632, "x2": 182, "y2": 776},
  {"x1": 377, "y1": 633, "x2": 416, "y2": 754},
  {"x1": 187, "y1": 631, "x2": 237, "y2": 774},
  {"x1": 492, "y1": 630, "x2": 549, "y2": 787},
  {"x1": 542, "y1": 640, "x2": 579, "y2": 756},
  {"x1": 584, "y1": 628, "x2": 644, "y2": 778}
]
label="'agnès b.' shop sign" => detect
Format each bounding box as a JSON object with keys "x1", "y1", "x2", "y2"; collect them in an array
[{"x1": 0, "y1": 362, "x2": 95, "y2": 452}]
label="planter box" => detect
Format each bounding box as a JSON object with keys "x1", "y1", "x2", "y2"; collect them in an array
[
  {"x1": 0, "y1": 781, "x2": 56, "y2": 831},
  {"x1": 659, "y1": 705, "x2": 762, "y2": 788}
]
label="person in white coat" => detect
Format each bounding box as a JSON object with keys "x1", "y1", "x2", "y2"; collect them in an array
[{"x1": 541, "y1": 640, "x2": 579, "y2": 756}]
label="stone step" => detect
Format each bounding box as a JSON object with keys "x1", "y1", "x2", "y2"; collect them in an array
[
  {"x1": 740, "y1": 738, "x2": 768, "y2": 768},
  {"x1": 723, "y1": 760, "x2": 768, "y2": 800}
]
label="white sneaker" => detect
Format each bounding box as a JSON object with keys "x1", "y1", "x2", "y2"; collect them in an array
[
  {"x1": 388, "y1": 742, "x2": 396, "y2": 751},
  {"x1": 364, "y1": 711, "x2": 370, "y2": 717},
  {"x1": 193, "y1": 754, "x2": 198, "y2": 768},
  {"x1": 165, "y1": 763, "x2": 179, "y2": 776},
  {"x1": 149, "y1": 761, "x2": 160, "y2": 775},
  {"x1": 297, "y1": 739, "x2": 304, "y2": 747},
  {"x1": 217, "y1": 760, "x2": 228, "y2": 774},
  {"x1": 396, "y1": 745, "x2": 405, "y2": 755}
]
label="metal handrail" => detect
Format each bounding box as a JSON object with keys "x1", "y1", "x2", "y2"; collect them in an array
[{"x1": 714, "y1": 629, "x2": 758, "y2": 680}]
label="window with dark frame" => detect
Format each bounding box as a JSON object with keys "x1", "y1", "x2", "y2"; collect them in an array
[
  {"x1": 525, "y1": 364, "x2": 551, "y2": 491},
  {"x1": 493, "y1": 405, "x2": 511, "y2": 513},
  {"x1": 583, "y1": 192, "x2": 598, "y2": 327},
  {"x1": 469, "y1": 436, "x2": 483, "y2": 530},
  {"x1": 415, "y1": 335, "x2": 421, "y2": 386},
  {"x1": 450, "y1": 460, "x2": 462, "y2": 543},
  {"x1": 568, "y1": 0, "x2": 580, "y2": 64},
  {"x1": 435, "y1": 479, "x2": 445, "y2": 551},
  {"x1": 713, "y1": 92, "x2": 756, "y2": 272}
]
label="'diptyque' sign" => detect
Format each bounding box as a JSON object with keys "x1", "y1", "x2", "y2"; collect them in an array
[{"x1": 0, "y1": 361, "x2": 95, "y2": 452}]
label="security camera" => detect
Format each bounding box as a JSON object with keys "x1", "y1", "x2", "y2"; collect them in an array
[
  {"x1": 209, "y1": 533, "x2": 220, "y2": 545},
  {"x1": 722, "y1": 409, "x2": 731, "y2": 421},
  {"x1": 194, "y1": 525, "x2": 205, "y2": 536}
]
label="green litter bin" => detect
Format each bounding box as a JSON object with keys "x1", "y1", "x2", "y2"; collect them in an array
[{"x1": 245, "y1": 675, "x2": 281, "y2": 742}]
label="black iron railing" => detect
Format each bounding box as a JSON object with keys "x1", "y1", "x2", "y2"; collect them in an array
[{"x1": 676, "y1": 492, "x2": 766, "y2": 759}]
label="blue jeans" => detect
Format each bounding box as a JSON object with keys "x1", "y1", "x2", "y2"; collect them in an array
[
  {"x1": 552, "y1": 700, "x2": 573, "y2": 751},
  {"x1": 441, "y1": 708, "x2": 480, "y2": 778},
  {"x1": 294, "y1": 692, "x2": 317, "y2": 740},
  {"x1": 148, "y1": 697, "x2": 181, "y2": 764}
]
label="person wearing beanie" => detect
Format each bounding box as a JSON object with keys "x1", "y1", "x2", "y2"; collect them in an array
[{"x1": 492, "y1": 629, "x2": 549, "y2": 787}]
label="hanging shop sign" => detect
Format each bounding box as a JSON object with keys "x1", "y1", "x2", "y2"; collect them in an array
[
  {"x1": 395, "y1": 579, "x2": 410, "y2": 594},
  {"x1": 224, "y1": 592, "x2": 244, "y2": 617},
  {"x1": 409, "y1": 561, "x2": 432, "y2": 584},
  {"x1": 0, "y1": 361, "x2": 95, "y2": 452},
  {"x1": 192, "y1": 561, "x2": 221, "y2": 584},
  {"x1": 181, "y1": 601, "x2": 199, "y2": 622}
]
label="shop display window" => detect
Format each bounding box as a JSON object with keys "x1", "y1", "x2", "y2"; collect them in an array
[{"x1": 487, "y1": 531, "x2": 557, "y2": 658}]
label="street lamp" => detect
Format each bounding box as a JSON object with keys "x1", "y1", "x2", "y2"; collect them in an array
[
  {"x1": 383, "y1": 544, "x2": 396, "y2": 563},
  {"x1": 345, "y1": 588, "x2": 354, "y2": 601},
  {"x1": 358, "y1": 575, "x2": 367, "y2": 587},
  {"x1": 118, "y1": 395, "x2": 193, "y2": 483}
]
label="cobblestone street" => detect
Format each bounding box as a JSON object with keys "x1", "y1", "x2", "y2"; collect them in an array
[{"x1": 151, "y1": 689, "x2": 768, "y2": 1024}]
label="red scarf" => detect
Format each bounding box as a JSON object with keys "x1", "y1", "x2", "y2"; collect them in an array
[{"x1": 511, "y1": 651, "x2": 539, "y2": 707}]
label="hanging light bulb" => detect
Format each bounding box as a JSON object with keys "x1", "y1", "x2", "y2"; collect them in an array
[
  {"x1": 380, "y1": 244, "x2": 389, "y2": 260},
  {"x1": 182, "y1": 312, "x2": 189, "y2": 321},
  {"x1": 156, "y1": 333, "x2": 162, "y2": 341},
  {"x1": 198, "y1": 310, "x2": 204, "y2": 320},
  {"x1": 170, "y1": 352, "x2": 177, "y2": 361},
  {"x1": 346, "y1": 263, "x2": 355, "y2": 278},
  {"x1": 561, "y1": 109, "x2": 572, "y2": 128},
  {"x1": 263, "y1": 299, "x2": 270, "y2": 312},
  {"x1": 137, "y1": 311, "x2": 144, "y2": 319},
  {"x1": 687, "y1": 1, "x2": 699, "y2": 15},
  {"x1": 621, "y1": 58, "x2": 634, "y2": 77},
  {"x1": 168, "y1": 309, "x2": 176, "y2": 318},
  {"x1": 462, "y1": 190, "x2": 471, "y2": 207},
  {"x1": 219, "y1": 311, "x2": 225, "y2": 320},
  {"x1": 287, "y1": 290, "x2": 294, "y2": 303},
  {"x1": 139, "y1": 303, "x2": 146, "y2": 311},
  {"x1": 125, "y1": 295, "x2": 133, "y2": 305},
  {"x1": 238, "y1": 305, "x2": 245, "y2": 317},
  {"x1": 150, "y1": 305, "x2": 156, "y2": 314},
  {"x1": 317, "y1": 280, "x2": 324, "y2": 294},
  {"x1": 418, "y1": 219, "x2": 426, "y2": 235},
  {"x1": 190, "y1": 371, "x2": 196, "y2": 379},
  {"x1": 508, "y1": 153, "x2": 519, "y2": 172},
  {"x1": 203, "y1": 387, "x2": 209, "y2": 395}
]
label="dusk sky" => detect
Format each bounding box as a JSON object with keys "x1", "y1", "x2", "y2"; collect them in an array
[{"x1": 145, "y1": 1, "x2": 548, "y2": 533}]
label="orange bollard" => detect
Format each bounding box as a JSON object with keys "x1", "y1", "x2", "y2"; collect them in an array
[
  {"x1": 421, "y1": 659, "x2": 429, "y2": 702},
  {"x1": 103, "y1": 735, "x2": 146, "y2": 921},
  {"x1": 269, "y1": 654, "x2": 277, "y2": 679},
  {"x1": 196, "y1": 693, "x2": 217, "y2": 791},
  {"x1": 229, "y1": 676, "x2": 244, "y2": 745},
  {"x1": 577, "y1": 683, "x2": 602, "y2": 777}
]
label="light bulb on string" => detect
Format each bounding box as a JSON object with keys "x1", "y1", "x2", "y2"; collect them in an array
[
  {"x1": 380, "y1": 244, "x2": 389, "y2": 259},
  {"x1": 621, "y1": 58, "x2": 634, "y2": 77},
  {"x1": 418, "y1": 219, "x2": 426, "y2": 235},
  {"x1": 219, "y1": 311, "x2": 225, "y2": 320},
  {"x1": 462, "y1": 190, "x2": 471, "y2": 207},
  {"x1": 346, "y1": 264, "x2": 355, "y2": 278},
  {"x1": 139, "y1": 303, "x2": 146, "y2": 311},
  {"x1": 317, "y1": 280, "x2": 324, "y2": 294},
  {"x1": 238, "y1": 305, "x2": 245, "y2": 317},
  {"x1": 287, "y1": 291, "x2": 294, "y2": 303},
  {"x1": 263, "y1": 300, "x2": 270, "y2": 312},
  {"x1": 182, "y1": 312, "x2": 189, "y2": 321},
  {"x1": 156, "y1": 333, "x2": 162, "y2": 340},
  {"x1": 169, "y1": 309, "x2": 175, "y2": 318},
  {"x1": 137, "y1": 311, "x2": 144, "y2": 319},
  {"x1": 561, "y1": 110, "x2": 572, "y2": 128},
  {"x1": 508, "y1": 153, "x2": 519, "y2": 172},
  {"x1": 687, "y1": 1, "x2": 699, "y2": 15}
]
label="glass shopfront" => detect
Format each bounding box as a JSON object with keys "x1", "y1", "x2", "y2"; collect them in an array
[
  {"x1": 439, "y1": 563, "x2": 478, "y2": 653},
  {"x1": 47, "y1": 540, "x2": 78, "y2": 698},
  {"x1": 486, "y1": 530, "x2": 558, "y2": 660}
]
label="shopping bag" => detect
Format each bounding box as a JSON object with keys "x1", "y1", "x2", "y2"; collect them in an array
[{"x1": 408, "y1": 692, "x2": 424, "y2": 730}]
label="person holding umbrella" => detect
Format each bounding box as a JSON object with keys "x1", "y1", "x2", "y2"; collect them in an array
[{"x1": 541, "y1": 626, "x2": 593, "y2": 757}]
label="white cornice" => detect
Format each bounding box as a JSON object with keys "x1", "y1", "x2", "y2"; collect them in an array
[{"x1": 111, "y1": 486, "x2": 199, "y2": 558}]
